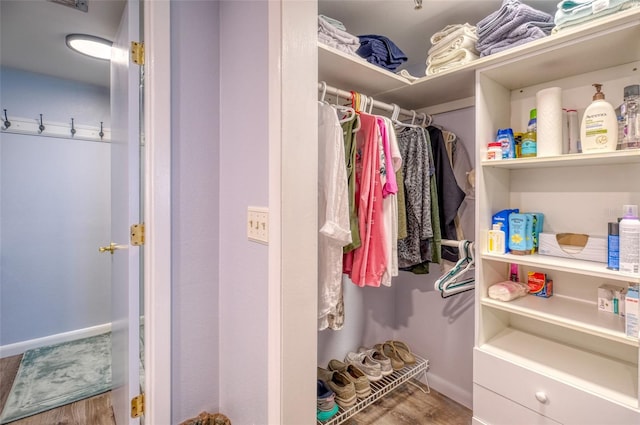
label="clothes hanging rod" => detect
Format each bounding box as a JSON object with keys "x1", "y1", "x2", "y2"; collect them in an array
[{"x1": 318, "y1": 82, "x2": 431, "y2": 123}]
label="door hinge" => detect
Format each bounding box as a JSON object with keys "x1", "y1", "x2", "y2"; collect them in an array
[
  {"x1": 131, "y1": 393, "x2": 145, "y2": 418},
  {"x1": 131, "y1": 223, "x2": 145, "y2": 246},
  {"x1": 131, "y1": 41, "x2": 144, "y2": 65}
]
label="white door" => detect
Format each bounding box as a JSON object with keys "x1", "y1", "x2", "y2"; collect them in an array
[{"x1": 110, "y1": 0, "x2": 142, "y2": 424}]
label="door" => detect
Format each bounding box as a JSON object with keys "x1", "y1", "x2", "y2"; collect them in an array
[{"x1": 110, "y1": 0, "x2": 142, "y2": 424}]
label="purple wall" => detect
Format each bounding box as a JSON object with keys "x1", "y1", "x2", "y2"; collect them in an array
[
  {"x1": 171, "y1": 1, "x2": 221, "y2": 422},
  {"x1": 218, "y1": 1, "x2": 270, "y2": 422}
]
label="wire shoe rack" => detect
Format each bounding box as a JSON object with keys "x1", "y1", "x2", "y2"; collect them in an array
[{"x1": 318, "y1": 354, "x2": 430, "y2": 425}]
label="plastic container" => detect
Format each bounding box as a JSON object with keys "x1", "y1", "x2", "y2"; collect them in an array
[
  {"x1": 580, "y1": 83, "x2": 618, "y2": 153},
  {"x1": 496, "y1": 128, "x2": 515, "y2": 159},
  {"x1": 487, "y1": 142, "x2": 502, "y2": 160},
  {"x1": 607, "y1": 222, "x2": 619, "y2": 271},
  {"x1": 488, "y1": 223, "x2": 506, "y2": 254},
  {"x1": 623, "y1": 84, "x2": 640, "y2": 149},
  {"x1": 521, "y1": 130, "x2": 537, "y2": 157},
  {"x1": 619, "y1": 204, "x2": 640, "y2": 274}
]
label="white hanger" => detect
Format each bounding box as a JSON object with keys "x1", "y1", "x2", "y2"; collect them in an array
[
  {"x1": 434, "y1": 240, "x2": 475, "y2": 298},
  {"x1": 391, "y1": 104, "x2": 422, "y2": 129}
]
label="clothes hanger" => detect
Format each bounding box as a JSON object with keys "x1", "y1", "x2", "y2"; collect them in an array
[
  {"x1": 434, "y1": 240, "x2": 475, "y2": 298},
  {"x1": 391, "y1": 104, "x2": 422, "y2": 129},
  {"x1": 319, "y1": 81, "x2": 328, "y2": 103}
]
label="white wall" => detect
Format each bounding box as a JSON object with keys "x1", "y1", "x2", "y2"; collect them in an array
[
  {"x1": 0, "y1": 67, "x2": 111, "y2": 346},
  {"x1": 170, "y1": 1, "x2": 221, "y2": 423},
  {"x1": 218, "y1": 1, "x2": 270, "y2": 422}
]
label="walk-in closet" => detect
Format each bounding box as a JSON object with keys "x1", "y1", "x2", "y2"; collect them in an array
[{"x1": 313, "y1": 1, "x2": 640, "y2": 424}]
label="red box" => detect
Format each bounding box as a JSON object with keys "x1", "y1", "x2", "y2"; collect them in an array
[{"x1": 527, "y1": 272, "x2": 553, "y2": 298}]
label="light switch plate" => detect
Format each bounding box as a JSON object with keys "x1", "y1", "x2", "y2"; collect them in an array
[{"x1": 247, "y1": 206, "x2": 268, "y2": 244}]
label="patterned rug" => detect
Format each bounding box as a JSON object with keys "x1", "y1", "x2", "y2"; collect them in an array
[{"x1": 0, "y1": 332, "x2": 111, "y2": 424}]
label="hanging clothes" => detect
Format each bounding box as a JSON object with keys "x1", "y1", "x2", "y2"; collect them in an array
[
  {"x1": 318, "y1": 102, "x2": 352, "y2": 331},
  {"x1": 396, "y1": 126, "x2": 434, "y2": 269},
  {"x1": 343, "y1": 112, "x2": 387, "y2": 287},
  {"x1": 428, "y1": 126, "x2": 466, "y2": 263},
  {"x1": 341, "y1": 114, "x2": 361, "y2": 254}
]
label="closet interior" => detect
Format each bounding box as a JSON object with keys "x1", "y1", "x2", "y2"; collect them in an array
[{"x1": 315, "y1": 1, "x2": 640, "y2": 424}]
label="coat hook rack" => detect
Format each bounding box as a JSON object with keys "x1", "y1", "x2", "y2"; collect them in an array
[
  {"x1": 38, "y1": 114, "x2": 45, "y2": 134},
  {"x1": 70, "y1": 118, "x2": 76, "y2": 136},
  {"x1": 99, "y1": 121, "x2": 104, "y2": 140},
  {"x1": 2, "y1": 109, "x2": 10, "y2": 130}
]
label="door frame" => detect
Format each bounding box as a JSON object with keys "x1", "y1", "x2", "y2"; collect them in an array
[{"x1": 142, "y1": 1, "x2": 171, "y2": 422}]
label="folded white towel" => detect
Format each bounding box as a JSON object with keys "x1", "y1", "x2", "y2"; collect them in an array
[
  {"x1": 318, "y1": 15, "x2": 360, "y2": 47},
  {"x1": 426, "y1": 48, "x2": 479, "y2": 75},
  {"x1": 318, "y1": 32, "x2": 359, "y2": 55},
  {"x1": 430, "y1": 23, "x2": 476, "y2": 45},
  {"x1": 396, "y1": 69, "x2": 420, "y2": 82},
  {"x1": 428, "y1": 33, "x2": 479, "y2": 60}
]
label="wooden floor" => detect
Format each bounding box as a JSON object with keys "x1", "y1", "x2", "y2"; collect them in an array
[
  {"x1": 0, "y1": 354, "x2": 115, "y2": 425},
  {"x1": 2, "y1": 354, "x2": 471, "y2": 425}
]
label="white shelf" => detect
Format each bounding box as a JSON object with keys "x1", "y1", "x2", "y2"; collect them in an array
[
  {"x1": 481, "y1": 150, "x2": 640, "y2": 169},
  {"x1": 481, "y1": 252, "x2": 640, "y2": 284},
  {"x1": 318, "y1": 8, "x2": 640, "y2": 111},
  {"x1": 479, "y1": 328, "x2": 639, "y2": 408},
  {"x1": 318, "y1": 355, "x2": 429, "y2": 425},
  {"x1": 481, "y1": 295, "x2": 637, "y2": 347}
]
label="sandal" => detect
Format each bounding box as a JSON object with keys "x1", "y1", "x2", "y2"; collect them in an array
[
  {"x1": 374, "y1": 342, "x2": 404, "y2": 371},
  {"x1": 388, "y1": 340, "x2": 416, "y2": 365}
]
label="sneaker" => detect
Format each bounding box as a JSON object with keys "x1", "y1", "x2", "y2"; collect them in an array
[
  {"x1": 374, "y1": 342, "x2": 404, "y2": 371},
  {"x1": 344, "y1": 351, "x2": 382, "y2": 382},
  {"x1": 317, "y1": 379, "x2": 336, "y2": 412},
  {"x1": 317, "y1": 367, "x2": 357, "y2": 408},
  {"x1": 358, "y1": 346, "x2": 393, "y2": 376},
  {"x1": 317, "y1": 404, "x2": 339, "y2": 422},
  {"x1": 328, "y1": 359, "x2": 371, "y2": 399}
]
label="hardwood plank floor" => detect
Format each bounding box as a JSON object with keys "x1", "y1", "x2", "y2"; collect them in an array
[
  {"x1": 0, "y1": 354, "x2": 115, "y2": 425},
  {"x1": 347, "y1": 381, "x2": 472, "y2": 425}
]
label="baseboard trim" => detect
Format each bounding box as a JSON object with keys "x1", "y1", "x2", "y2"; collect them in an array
[
  {"x1": 419, "y1": 372, "x2": 473, "y2": 410},
  {"x1": 0, "y1": 323, "x2": 112, "y2": 358}
]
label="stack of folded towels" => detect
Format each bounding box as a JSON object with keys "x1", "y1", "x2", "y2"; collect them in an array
[
  {"x1": 426, "y1": 23, "x2": 479, "y2": 76},
  {"x1": 318, "y1": 14, "x2": 360, "y2": 56},
  {"x1": 356, "y1": 35, "x2": 408, "y2": 72},
  {"x1": 476, "y1": 0, "x2": 555, "y2": 57},
  {"x1": 553, "y1": 0, "x2": 639, "y2": 32}
]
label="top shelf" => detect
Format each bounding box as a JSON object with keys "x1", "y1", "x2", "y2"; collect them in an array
[{"x1": 318, "y1": 8, "x2": 640, "y2": 110}]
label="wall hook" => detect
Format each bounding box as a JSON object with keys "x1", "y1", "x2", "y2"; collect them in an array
[
  {"x1": 2, "y1": 109, "x2": 10, "y2": 130},
  {"x1": 70, "y1": 118, "x2": 76, "y2": 136},
  {"x1": 38, "y1": 114, "x2": 45, "y2": 134},
  {"x1": 99, "y1": 122, "x2": 104, "y2": 140}
]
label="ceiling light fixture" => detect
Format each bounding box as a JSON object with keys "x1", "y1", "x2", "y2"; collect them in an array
[{"x1": 65, "y1": 34, "x2": 112, "y2": 61}]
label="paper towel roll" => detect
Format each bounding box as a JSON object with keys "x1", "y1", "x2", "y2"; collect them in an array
[{"x1": 536, "y1": 87, "x2": 563, "y2": 157}]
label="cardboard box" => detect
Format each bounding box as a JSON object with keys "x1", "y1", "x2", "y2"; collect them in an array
[
  {"x1": 598, "y1": 284, "x2": 626, "y2": 315},
  {"x1": 527, "y1": 272, "x2": 553, "y2": 298},
  {"x1": 538, "y1": 233, "x2": 607, "y2": 263}
]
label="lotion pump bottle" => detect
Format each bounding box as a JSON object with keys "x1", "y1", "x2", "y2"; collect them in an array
[
  {"x1": 581, "y1": 83, "x2": 618, "y2": 153},
  {"x1": 619, "y1": 204, "x2": 640, "y2": 274},
  {"x1": 488, "y1": 223, "x2": 506, "y2": 254}
]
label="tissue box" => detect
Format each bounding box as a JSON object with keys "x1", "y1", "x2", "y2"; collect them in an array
[
  {"x1": 598, "y1": 284, "x2": 626, "y2": 315},
  {"x1": 538, "y1": 233, "x2": 607, "y2": 263}
]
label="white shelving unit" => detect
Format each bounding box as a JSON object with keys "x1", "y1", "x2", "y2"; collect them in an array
[{"x1": 474, "y1": 9, "x2": 640, "y2": 425}]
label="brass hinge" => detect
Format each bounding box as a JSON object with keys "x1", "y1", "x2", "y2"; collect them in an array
[
  {"x1": 131, "y1": 41, "x2": 144, "y2": 65},
  {"x1": 131, "y1": 223, "x2": 145, "y2": 246},
  {"x1": 131, "y1": 393, "x2": 144, "y2": 417}
]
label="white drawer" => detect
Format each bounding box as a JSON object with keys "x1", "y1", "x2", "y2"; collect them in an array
[
  {"x1": 474, "y1": 348, "x2": 640, "y2": 425},
  {"x1": 473, "y1": 384, "x2": 561, "y2": 425}
]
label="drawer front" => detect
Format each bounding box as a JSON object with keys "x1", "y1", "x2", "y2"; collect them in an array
[
  {"x1": 474, "y1": 348, "x2": 640, "y2": 425},
  {"x1": 474, "y1": 384, "x2": 561, "y2": 425}
]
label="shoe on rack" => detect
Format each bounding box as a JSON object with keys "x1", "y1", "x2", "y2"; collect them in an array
[
  {"x1": 374, "y1": 342, "x2": 404, "y2": 371},
  {"x1": 344, "y1": 351, "x2": 383, "y2": 382},
  {"x1": 317, "y1": 380, "x2": 339, "y2": 421},
  {"x1": 317, "y1": 379, "x2": 336, "y2": 412},
  {"x1": 317, "y1": 367, "x2": 357, "y2": 409},
  {"x1": 358, "y1": 346, "x2": 393, "y2": 376},
  {"x1": 327, "y1": 359, "x2": 372, "y2": 399},
  {"x1": 388, "y1": 340, "x2": 416, "y2": 365}
]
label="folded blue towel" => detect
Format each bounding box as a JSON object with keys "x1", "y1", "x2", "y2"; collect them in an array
[
  {"x1": 554, "y1": 0, "x2": 633, "y2": 27},
  {"x1": 356, "y1": 34, "x2": 408, "y2": 71},
  {"x1": 476, "y1": 0, "x2": 554, "y2": 56},
  {"x1": 480, "y1": 22, "x2": 550, "y2": 56}
]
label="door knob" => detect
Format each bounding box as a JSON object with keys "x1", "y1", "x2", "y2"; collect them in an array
[{"x1": 99, "y1": 242, "x2": 119, "y2": 254}]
